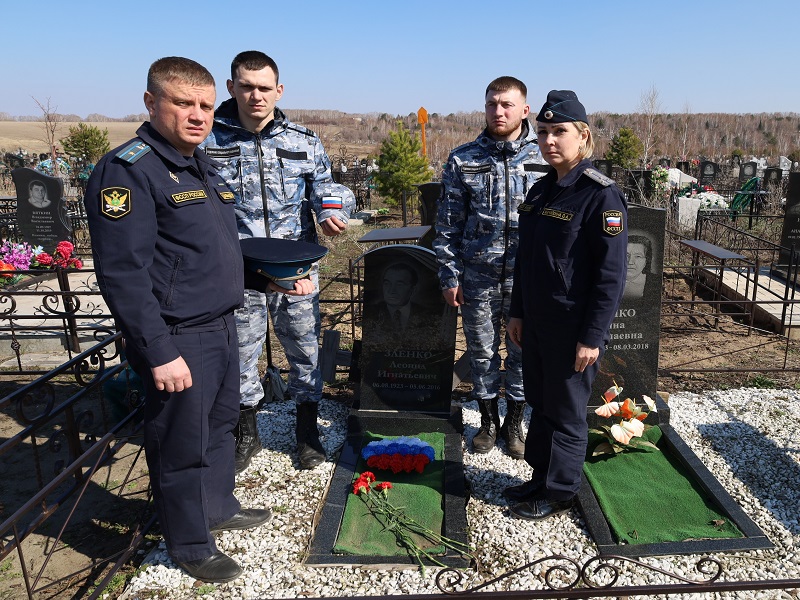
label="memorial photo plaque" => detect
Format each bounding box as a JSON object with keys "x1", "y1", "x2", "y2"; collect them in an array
[
  {"x1": 11, "y1": 167, "x2": 72, "y2": 248},
  {"x1": 740, "y1": 161, "x2": 757, "y2": 182},
  {"x1": 358, "y1": 245, "x2": 457, "y2": 413},
  {"x1": 592, "y1": 205, "x2": 666, "y2": 402},
  {"x1": 698, "y1": 161, "x2": 718, "y2": 185}
]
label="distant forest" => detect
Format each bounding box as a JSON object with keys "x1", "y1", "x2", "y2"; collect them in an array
[{"x1": 4, "y1": 108, "x2": 798, "y2": 171}]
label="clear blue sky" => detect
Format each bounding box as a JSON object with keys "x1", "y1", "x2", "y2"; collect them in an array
[{"x1": 2, "y1": 0, "x2": 798, "y2": 118}]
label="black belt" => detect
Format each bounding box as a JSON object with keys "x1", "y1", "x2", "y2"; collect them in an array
[{"x1": 169, "y1": 313, "x2": 231, "y2": 335}]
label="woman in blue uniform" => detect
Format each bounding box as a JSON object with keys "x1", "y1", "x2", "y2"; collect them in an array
[{"x1": 504, "y1": 90, "x2": 628, "y2": 520}]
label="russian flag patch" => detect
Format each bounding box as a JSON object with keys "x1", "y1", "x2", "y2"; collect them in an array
[
  {"x1": 322, "y1": 196, "x2": 343, "y2": 210},
  {"x1": 602, "y1": 210, "x2": 624, "y2": 236}
]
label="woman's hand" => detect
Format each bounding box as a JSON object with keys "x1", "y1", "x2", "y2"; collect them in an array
[
  {"x1": 574, "y1": 342, "x2": 599, "y2": 372},
  {"x1": 507, "y1": 317, "x2": 523, "y2": 348}
]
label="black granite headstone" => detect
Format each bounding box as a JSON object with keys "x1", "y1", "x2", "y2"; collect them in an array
[
  {"x1": 777, "y1": 173, "x2": 800, "y2": 266},
  {"x1": 592, "y1": 159, "x2": 613, "y2": 178},
  {"x1": 763, "y1": 167, "x2": 782, "y2": 188},
  {"x1": 698, "y1": 161, "x2": 718, "y2": 185},
  {"x1": 676, "y1": 160, "x2": 690, "y2": 174},
  {"x1": 416, "y1": 182, "x2": 442, "y2": 249},
  {"x1": 591, "y1": 205, "x2": 666, "y2": 403},
  {"x1": 740, "y1": 161, "x2": 757, "y2": 182},
  {"x1": 358, "y1": 245, "x2": 457, "y2": 413},
  {"x1": 11, "y1": 167, "x2": 72, "y2": 248},
  {"x1": 658, "y1": 157, "x2": 670, "y2": 168},
  {"x1": 627, "y1": 170, "x2": 652, "y2": 196}
]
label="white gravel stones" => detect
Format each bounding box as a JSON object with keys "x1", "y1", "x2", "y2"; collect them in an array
[{"x1": 121, "y1": 389, "x2": 800, "y2": 599}]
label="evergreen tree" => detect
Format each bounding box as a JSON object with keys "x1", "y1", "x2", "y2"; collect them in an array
[
  {"x1": 605, "y1": 127, "x2": 643, "y2": 170},
  {"x1": 374, "y1": 121, "x2": 433, "y2": 207},
  {"x1": 60, "y1": 123, "x2": 110, "y2": 163}
]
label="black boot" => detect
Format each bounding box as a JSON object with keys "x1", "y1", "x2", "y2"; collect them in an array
[
  {"x1": 296, "y1": 402, "x2": 325, "y2": 470},
  {"x1": 472, "y1": 397, "x2": 500, "y2": 453},
  {"x1": 234, "y1": 406, "x2": 262, "y2": 474},
  {"x1": 499, "y1": 400, "x2": 527, "y2": 460}
]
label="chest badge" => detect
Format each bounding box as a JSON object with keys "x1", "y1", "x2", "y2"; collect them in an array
[
  {"x1": 100, "y1": 187, "x2": 131, "y2": 219},
  {"x1": 603, "y1": 210, "x2": 624, "y2": 235},
  {"x1": 169, "y1": 172, "x2": 179, "y2": 183},
  {"x1": 541, "y1": 207, "x2": 574, "y2": 221}
]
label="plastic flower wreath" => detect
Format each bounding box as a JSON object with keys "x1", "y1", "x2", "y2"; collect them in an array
[
  {"x1": 351, "y1": 471, "x2": 474, "y2": 572},
  {"x1": 0, "y1": 240, "x2": 44, "y2": 286},
  {"x1": 590, "y1": 383, "x2": 659, "y2": 456},
  {"x1": 34, "y1": 240, "x2": 83, "y2": 270},
  {"x1": 361, "y1": 436, "x2": 435, "y2": 474}
]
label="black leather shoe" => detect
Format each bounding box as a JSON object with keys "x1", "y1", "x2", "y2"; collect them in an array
[
  {"x1": 210, "y1": 508, "x2": 272, "y2": 532},
  {"x1": 510, "y1": 497, "x2": 574, "y2": 521},
  {"x1": 176, "y1": 551, "x2": 242, "y2": 583},
  {"x1": 502, "y1": 479, "x2": 544, "y2": 503}
]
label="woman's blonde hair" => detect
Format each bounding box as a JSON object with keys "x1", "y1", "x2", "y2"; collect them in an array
[{"x1": 573, "y1": 121, "x2": 594, "y2": 160}]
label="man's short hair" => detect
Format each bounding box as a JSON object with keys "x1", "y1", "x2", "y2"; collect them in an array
[
  {"x1": 485, "y1": 76, "x2": 527, "y2": 100},
  {"x1": 230, "y1": 51, "x2": 280, "y2": 83},
  {"x1": 147, "y1": 57, "x2": 215, "y2": 95}
]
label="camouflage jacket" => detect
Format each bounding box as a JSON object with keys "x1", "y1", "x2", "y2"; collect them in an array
[
  {"x1": 202, "y1": 100, "x2": 354, "y2": 242},
  {"x1": 433, "y1": 120, "x2": 548, "y2": 290}
]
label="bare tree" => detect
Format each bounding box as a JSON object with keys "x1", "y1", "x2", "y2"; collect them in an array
[
  {"x1": 680, "y1": 102, "x2": 692, "y2": 161},
  {"x1": 32, "y1": 96, "x2": 63, "y2": 176},
  {"x1": 637, "y1": 85, "x2": 662, "y2": 167}
]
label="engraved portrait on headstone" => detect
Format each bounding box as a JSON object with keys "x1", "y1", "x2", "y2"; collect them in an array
[
  {"x1": 358, "y1": 245, "x2": 457, "y2": 413},
  {"x1": 740, "y1": 161, "x2": 757, "y2": 182},
  {"x1": 699, "y1": 161, "x2": 718, "y2": 185},
  {"x1": 592, "y1": 206, "x2": 665, "y2": 402},
  {"x1": 11, "y1": 167, "x2": 72, "y2": 248}
]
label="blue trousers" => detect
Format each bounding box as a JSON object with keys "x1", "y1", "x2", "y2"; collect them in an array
[
  {"x1": 522, "y1": 325, "x2": 602, "y2": 501},
  {"x1": 130, "y1": 313, "x2": 241, "y2": 563}
]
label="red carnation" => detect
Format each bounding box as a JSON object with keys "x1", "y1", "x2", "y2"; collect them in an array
[
  {"x1": 375, "y1": 481, "x2": 393, "y2": 492},
  {"x1": 56, "y1": 241, "x2": 74, "y2": 259}
]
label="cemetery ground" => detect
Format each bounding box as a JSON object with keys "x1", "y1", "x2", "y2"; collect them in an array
[{"x1": 2, "y1": 214, "x2": 800, "y2": 599}]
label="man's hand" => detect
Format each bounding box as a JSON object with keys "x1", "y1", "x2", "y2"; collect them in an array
[
  {"x1": 268, "y1": 277, "x2": 314, "y2": 296},
  {"x1": 574, "y1": 342, "x2": 600, "y2": 373},
  {"x1": 507, "y1": 317, "x2": 523, "y2": 348},
  {"x1": 442, "y1": 286, "x2": 464, "y2": 307},
  {"x1": 152, "y1": 356, "x2": 192, "y2": 392},
  {"x1": 321, "y1": 216, "x2": 347, "y2": 237}
]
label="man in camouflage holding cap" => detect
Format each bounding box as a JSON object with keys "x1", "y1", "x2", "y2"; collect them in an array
[
  {"x1": 203, "y1": 51, "x2": 354, "y2": 472},
  {"x1": 434, "y1": 76, "x2": 547, "y2": 459}
]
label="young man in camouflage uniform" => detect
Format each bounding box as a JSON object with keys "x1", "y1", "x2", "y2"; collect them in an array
[
  {"x1": 434, "y1": 76, "x2": 547, "y2": 459},
  {"x1": 203, "y1": 51, "x2": 354, "y2": 472}
]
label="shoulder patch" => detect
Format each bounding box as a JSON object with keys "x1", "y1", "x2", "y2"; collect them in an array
[
  {"x1": 583, "y1": 168, "x2": 614, "y2": 187},
  {"x1": 116, "y1": 141, "x2": 151, "y2": 164},
  {"x1": 602, "y1": 210, "x2": 624, "y2": 236},
  {"x1": 101, "y1": 187, "x2": 131, "y2": 219}
]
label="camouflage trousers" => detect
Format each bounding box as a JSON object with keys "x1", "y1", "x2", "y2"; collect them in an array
[
  {"x1": 460, "y1": 270, "x2": 524, "y2": 403},
  {"x1": 236, "y1": 288, "x2": 322, "y2": 408}
]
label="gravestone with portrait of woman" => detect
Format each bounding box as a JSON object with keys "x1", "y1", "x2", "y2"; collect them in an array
[
  {"x1": 357, "y1": 244, "x2": 458, "y2": 413},
  {"x1": 11, "y1": 167, "x2": 72, "y2": 249},
  {"x1": 591, "y1": 205, "x2": 666, "y2": 405}
]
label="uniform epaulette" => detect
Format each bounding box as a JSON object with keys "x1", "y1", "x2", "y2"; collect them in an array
[
  {"x1": 583, "y1": 168, "x2": 613, "y2": 187},
  {"x1": 116, "y1": 141, "x2": 151, "y2": 164}
]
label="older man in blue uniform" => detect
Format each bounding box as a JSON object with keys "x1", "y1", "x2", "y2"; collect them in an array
[{"x1": 84, "y1": 57, "x2": 270, "y2": 583}]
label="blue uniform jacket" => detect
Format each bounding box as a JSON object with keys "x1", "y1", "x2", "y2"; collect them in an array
[
  {"x1": 84, "y1": 122, "x2": 244, "y2": 368},
  {"x1": 510, "y1": 159, "x2": 627, "y2": 348}
]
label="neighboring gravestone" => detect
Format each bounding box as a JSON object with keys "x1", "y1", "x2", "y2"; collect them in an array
[
  {"x1": 592, "y1": 159, "x2": 613, "y2": 178},
  {"x1": 740, "y1": 161, "x2": 757, "y2": 182},
  {"x1": 676, "y1": 160, "x2": 691, "y2": 174},
  {"x1": 416, "y1": 182, "x2": 442, "y2": 249},
  {"x1": 11, "y1": 167, "x2": 71, "y2": 248},
  {"x1": 764, "y1": 167, "x2": 782, "y2": 188},
  {"x1": 780, "y1": 156, "x2": 791, "y2": 175},
  {"x1": 628, "y1": 170, "x2": 652, "y2": 196},
  {"x1": 358, "y1": 245, "x2": 458, "y2": 413},
  {"x1": 658, "y1": 157, "x2": 670, "y2": 168},
  {"x1": 776, "y1": 173, "x2": 800, "y2": 269},
  {"x1": 698, "y1": 161, "x2": 718, "y2": 185},
  {"x1": 591, "y1": 205, "x2": 666, "y2": 404}
]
